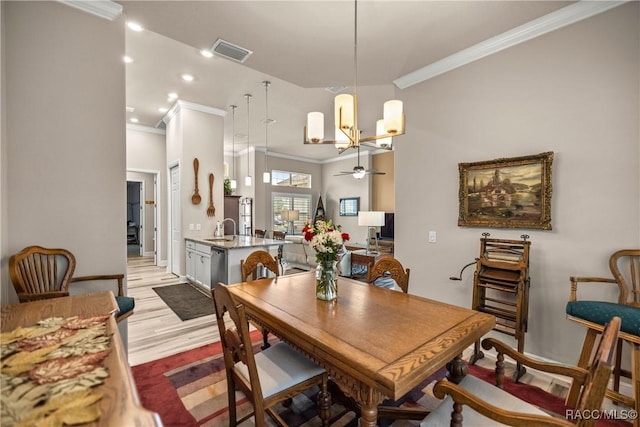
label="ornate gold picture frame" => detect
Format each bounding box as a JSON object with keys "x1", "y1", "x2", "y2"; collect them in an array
[{"x1": 458, "y1": 151, "x2": 553, "y2": 230}]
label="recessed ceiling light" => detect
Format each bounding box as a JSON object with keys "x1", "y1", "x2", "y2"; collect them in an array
[
  {"x1": 130, "y1": 118, "x2": 139, "y2": 123},
  {"x1": 200, "y1": 49, "x2": 213, "y2": 58},
  {"x1": 123, "y1": 56, "x2": 133, "y2": 64},
  {"x1": 167, "y1": 92, "x2": 178, "y2": 100},
  {"x1": 158, "y1": 107, "x2": 168, "y2": 113},
  {"x1": 181, "y1": 74, "x2": 194, "y2": 82},
  {"x1": 127, "y1": 22, "x2": 143, "y2": 32}
]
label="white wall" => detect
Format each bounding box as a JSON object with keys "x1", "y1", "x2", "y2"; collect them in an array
[
  {"x1": 126, "y1": 127, "x2": 167, "y2": 264},
  {"x1": 395, "y1": 3, "x2": 639, "y2": 364},
  {"x1": 1, "y1": 2, "x2": 7, "y2": 306},
  {"x1": 2, "y1": 2, "x2": 129, "y2": 338},
  {"x1": 165, "y1": 106, "x2": 224, "y2": 276},
  {"x1": 254, "y1": 151, "x2": 323, "y2": 233},
  {"x1": 323, "y1": 151, "x2": 373, "y2": 246}
]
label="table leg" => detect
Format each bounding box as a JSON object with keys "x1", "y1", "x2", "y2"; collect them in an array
[
  {"x1": 359, "y1": 403, "x2": 378, "y2": 427},
  {"x1": 446, "y1": 353, "x2": 469, "y2": 384},
  {"x1": 331, "y1": 378, "x2": 383, "y2": 427}
]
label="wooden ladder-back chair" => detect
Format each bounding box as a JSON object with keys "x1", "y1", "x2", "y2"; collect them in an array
[
  {"x1": 240, "y1": 250, "x2": 281, "y2": 349},
  {"x1": 254, "y1": 229, "x2": 267, "y2": 238},
  {"x1": 240, "y1": 250, "x2": 280, "y2": 282},
  {"x1": 9, "y1": 245, "x2": 135, "y2": 322},
  {"x1": 272, "y1": 231, "x2": 286, "y2": 240},
  {"x1": 565, "y1": 249, "x2": 640, "y2": 426},
  {"x1": 212, "y1": 284, "x2": 330, "y2": 427},
  {"x1": 367, "y1": 257, "x2": 410, "y2": 293},
  {"x1": 423, "y1": 316, "x2": 621, "y2": 426}
]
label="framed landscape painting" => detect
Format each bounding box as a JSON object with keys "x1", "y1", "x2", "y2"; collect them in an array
[{"x1": 458, "y1": 152, "x2": 553, "y2": 230}]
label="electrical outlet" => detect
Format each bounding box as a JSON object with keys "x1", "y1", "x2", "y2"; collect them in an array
[
  {"x1": 196, "y1": 224, "x2": 201, "y2": 230},
  {"x1": 428, "y1": 231, "x2": 437, "y2": 243},
  {"x1": 189, "y1": 223, "x2": 195, "y2": 230}
]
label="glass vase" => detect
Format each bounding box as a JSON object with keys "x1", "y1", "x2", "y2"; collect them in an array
[{"x1": 315, "y1": 260, "x2": 338, "y2": 301}]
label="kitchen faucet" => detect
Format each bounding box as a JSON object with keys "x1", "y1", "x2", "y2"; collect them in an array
[{"x1": 220, "y1": 218, "x2": 237, "y2": 239}]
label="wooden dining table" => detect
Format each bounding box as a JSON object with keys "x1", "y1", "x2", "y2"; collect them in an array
[
  {"x1": 226, "y1": 271, "x2": 495, "y2": 426},
  {"x1": 1, "y1": 291, "x2": 161, "y2": 427}
]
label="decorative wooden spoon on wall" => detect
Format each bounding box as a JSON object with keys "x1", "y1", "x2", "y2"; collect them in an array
[
  {"x1": 192, "y1": 158, "x2": 201, "y2": 205},
  {"x1": 207, "y1": 173, "x2": 215, "y2": 217}
]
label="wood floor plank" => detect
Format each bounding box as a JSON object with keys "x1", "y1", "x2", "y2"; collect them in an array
[{"x1": 126, "y1": 257, "x2": 218, "y2": 366}]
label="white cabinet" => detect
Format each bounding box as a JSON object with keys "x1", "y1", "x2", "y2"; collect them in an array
[
  {"x1": 195, "y1": 243, "x2": 212, "y2": 289},
  {"x1": 185, "y1": 240, "x2": 213, "y2": 289},
  {"x1": 185, "y1": 240, "x2": 196, "y2": 282}
]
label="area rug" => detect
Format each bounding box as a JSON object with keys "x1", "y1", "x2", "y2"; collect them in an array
[
  {"x1": 132, "y1": 338, "x2": 631, "y2": 427},
  {"x1": 152, "y1": 283, "x2": 214, "y2": 321}
]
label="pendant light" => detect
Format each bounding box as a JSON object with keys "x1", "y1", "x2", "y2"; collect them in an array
[
  {"x1": 244, "y1": 93, "x2": 252, "y2": 187},
  {"x1": 229, "y1": 105, "x2": 237, "y2": 190},
  {"x1": 262, "y1": 81, "x2": 271, "y2": 184},
  {"x1": 303, "y1": 0, "x2": 404, "y2": 152}
]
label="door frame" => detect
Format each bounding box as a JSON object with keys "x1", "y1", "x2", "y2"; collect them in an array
[
  {"x1": 126, "y1": 169, "x2": 160, "y2": 265},
  {"x1": 169, "y1": 162, "x2": 181, "y2": 276},
  {"x1": 126, "y1": 179, "x2": 143, "y2": 257}
]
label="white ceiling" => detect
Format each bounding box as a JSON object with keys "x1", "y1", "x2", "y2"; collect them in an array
[{"x1": 117, "y1": 1, "x2": 577, "y2": 162}]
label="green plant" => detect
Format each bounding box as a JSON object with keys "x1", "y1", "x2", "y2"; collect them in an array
[{"x1": 223, "y1": 178, "x2": 233, "y2": 195}]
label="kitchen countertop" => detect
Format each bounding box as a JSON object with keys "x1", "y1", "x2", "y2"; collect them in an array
[{"x1": 186, "y1": 235, "x2": 290, "y2": 250}]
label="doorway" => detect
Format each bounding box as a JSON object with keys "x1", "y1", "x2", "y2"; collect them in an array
[
  {"x1": 127, "y1": 181, "x2": 142, "y2": 257},
  {"x1": 126, "y1": 171, "x2": 159, "y2": 264}
]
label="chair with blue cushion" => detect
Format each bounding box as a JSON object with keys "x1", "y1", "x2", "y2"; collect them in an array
[
  {"x1": 565, "y1": 249, "x2": 639, "y2": 426},
  {"x1": 9, "y1": 245, "x2": 134, "y2": 322}
]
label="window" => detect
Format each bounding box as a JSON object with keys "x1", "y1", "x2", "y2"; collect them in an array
[
  {"x1": 339, "y1": 197, "x2": 359, "y2": 216},
  {"x1": 272, "y1": 193, "x2": 311, "y2": 235},
  {"x1": 271, "y1": 170, "x2": 312, "y2": 188}
]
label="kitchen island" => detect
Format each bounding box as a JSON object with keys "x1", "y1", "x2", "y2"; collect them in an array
[{"x1": 185, "y1": 235, "x2": 289, "y2": 290}]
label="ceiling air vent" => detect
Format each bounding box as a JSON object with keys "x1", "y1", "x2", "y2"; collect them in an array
[
  {"x1": 325, "y1": 86, "x2": 348, "y2": 94},
  {"x1": 211, "y1": 38, "x2": 253, "y2": 63}
]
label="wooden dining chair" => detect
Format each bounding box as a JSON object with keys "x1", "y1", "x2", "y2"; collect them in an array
[
  {"x1": 423, "y1": 316, "x2": 621, "y2": 426},
  {"x1": 240, "y1": 250, "x2": 281, "y2": 349},
  {"x1": 367, "y1": 257, "x2": 410, "y2": 293},
  {"x1": 240, "y1": 250, "x2": 280, "y2": 282},
  {"x1": 9, "y1": 245, "x2": 134, "y2": 322},
  {"x1": 565, "y1": 249, "x2": 640, "y2": 425},
  {"x1": 272, "y1": 231, "x2": 286, "y2": 240},
  {"x1": 254, "y1": 229, "x2": 267, "y2": 238},
  {"x1": 212, "y1": 284, "x2": 330, "y2": 427}
]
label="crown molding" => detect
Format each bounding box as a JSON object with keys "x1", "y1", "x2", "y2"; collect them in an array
[
  {"x1": 162, "y1": 100, "x2": 227, "y2": 124},
  {"x1": 394, "y1": 0, "x2": 628, "y2": 89},
  {"x1": 126, "y1": 124, "x2": 166, "y2": 135},
  {"x1": 57, "y1": 0, "x2": 122, "y2": 21}
]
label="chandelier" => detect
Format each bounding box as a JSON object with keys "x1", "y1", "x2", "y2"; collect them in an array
[{"x1": 303, "y1": 0, "x2": 405, "y2": 152}]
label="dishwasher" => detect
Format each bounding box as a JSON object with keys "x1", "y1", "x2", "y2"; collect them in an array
[{"x1": 210, "y1": 247, "x2": 227, "y2": 288}]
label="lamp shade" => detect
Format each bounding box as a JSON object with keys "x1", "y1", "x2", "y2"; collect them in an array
[
  {"x1": 383, "y1": 100, "x2": 403, "y2": 134},
  {"x1": 335, "y1": 128, "x2": 350, "y2": 150},
  {"x1": 358, "y1": 211, "x2": 385, "y2": 227},
  {"x1": 307, "y1": 112, "x2": 324, "y2": 142},
  {"x1": 376, "y1": 119, "x2": 392, "y2": 148},
  {"x1": 281, "y1": 210, "x2": 299, "y2": 221},
  {"x1": 335, "y1": 94, "x2": 354, "y2": 130}
]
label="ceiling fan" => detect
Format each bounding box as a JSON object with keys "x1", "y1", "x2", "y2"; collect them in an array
[{"x1": 334, "y1": 146, "x2": 386, "y2": 179}]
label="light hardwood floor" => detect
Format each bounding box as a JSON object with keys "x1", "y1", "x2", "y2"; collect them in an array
[{"x1": 127, "y1": 256, "x2": 218, "y2": 366}]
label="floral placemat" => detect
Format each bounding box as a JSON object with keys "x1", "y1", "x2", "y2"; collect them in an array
[{"x1": 1, "y1": 315, "x2": 112, "y2": 427}]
